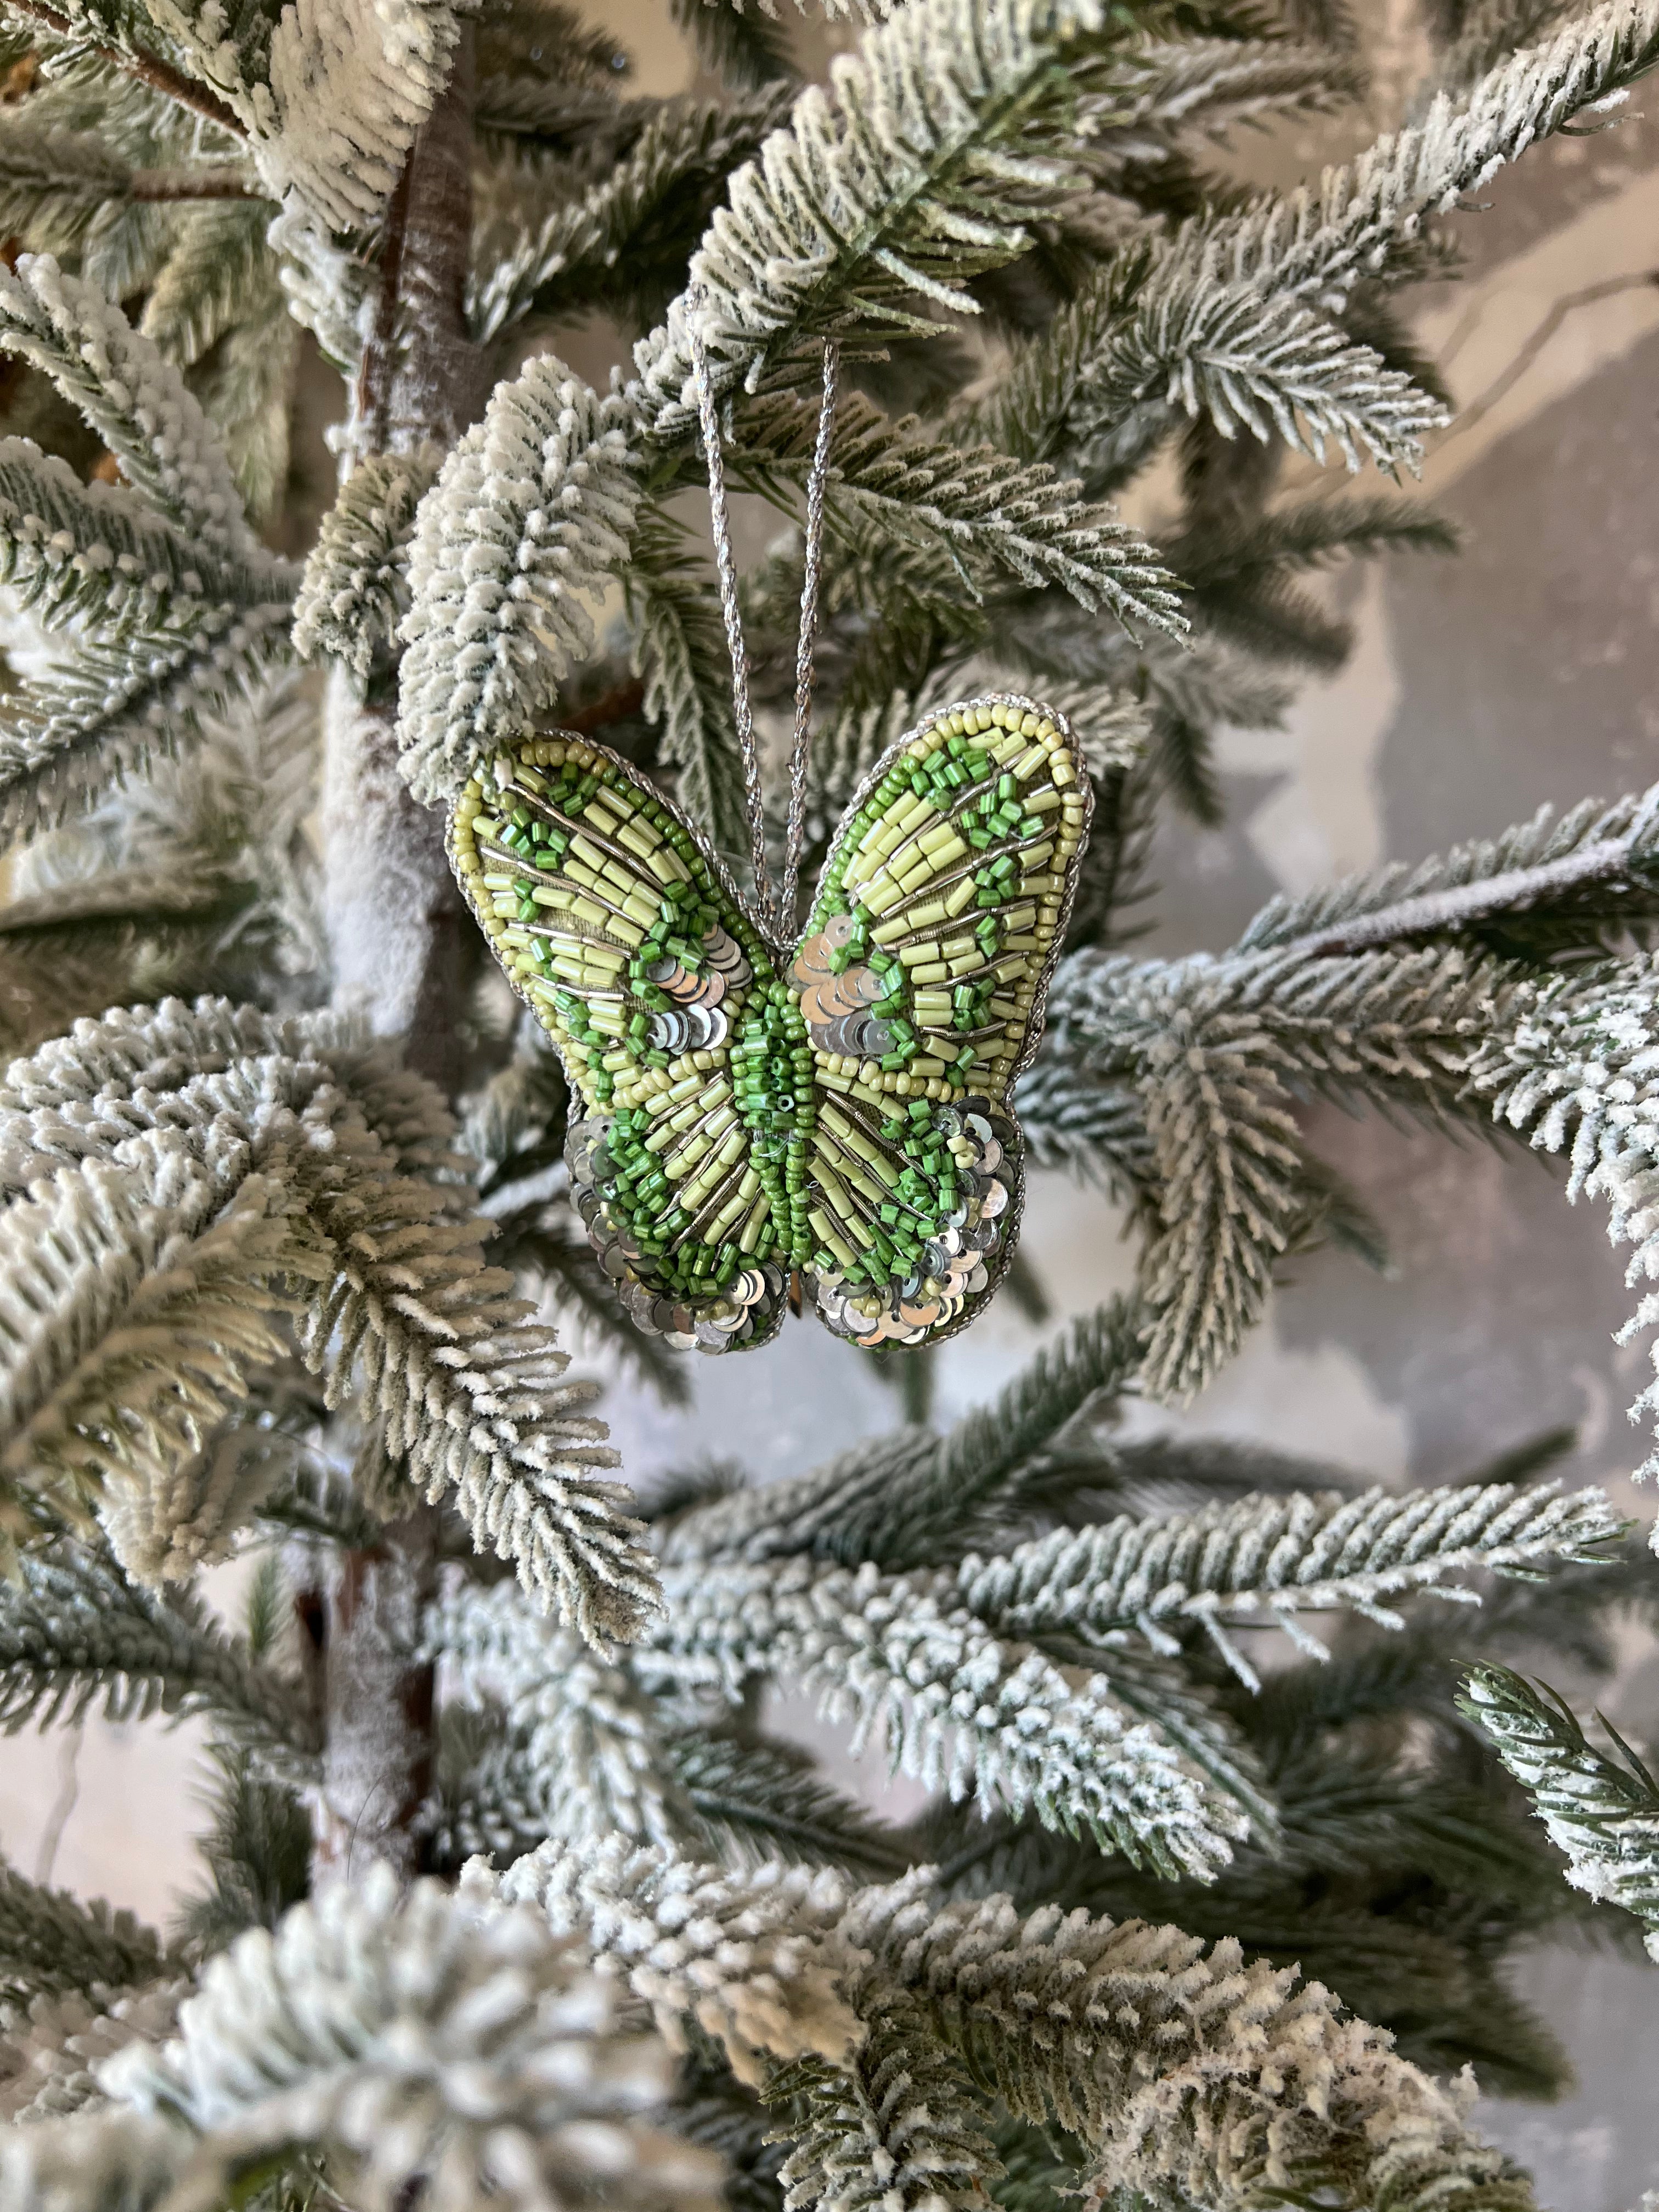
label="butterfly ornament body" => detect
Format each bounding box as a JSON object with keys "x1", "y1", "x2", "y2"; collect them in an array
[{"x1": 450, "y1": 695, "x2": 1092, "y2": 1353}]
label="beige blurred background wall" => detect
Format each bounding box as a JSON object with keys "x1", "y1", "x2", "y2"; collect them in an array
[{"x1": 5, "y1": 5, "x2": 1658, "y2": 2205}]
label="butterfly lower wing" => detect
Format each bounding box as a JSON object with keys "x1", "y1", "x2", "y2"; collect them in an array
[
  {"x1": 450, "y1": 733, "x2": 789, "y2": 1351},
  {"x1": 789, "y1": 695, "x2": 1090, "y2": 1347}
]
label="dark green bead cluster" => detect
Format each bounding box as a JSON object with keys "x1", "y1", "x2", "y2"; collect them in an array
[
  {"x1": 973, "y1": 854, "x2": 1022, "y2": 907},
  {"x1": 902, "y1": 733, "x2": 991, "y2": 806},
  {"x1": 829, "y1": 1101, "x2": 961, "y2": 1286},
  {"x1": 494, "y1": 808, "x2": 568, "y2": 869},
  {"x1": 960, "y1": 770, "x2": 1045, "y2": 853},
  {"x1": 596, "y1": 1111, "x2": 746, "y2": 1294},
  {"x1": 498, "y1": 798, "x2": 572, "y2": 928},
  {"x1": 499, "y1": 759, "x2": 601, "y2": 848},
  {"x1": 951, "y1": 977, "x2": 997, "y2": 1033},
  {"x1": 553, "y1": 990, "x2": 616, "y2": 1106},
  {"x1": 732, "y1": 983, "x2": 816, "y2": 1268}
]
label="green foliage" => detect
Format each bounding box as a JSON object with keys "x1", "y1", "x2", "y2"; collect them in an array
[
  {"x1": 960, "y1": 1479, "x2": 1624, "y2": 1686},
  {"x1": 738, "y1": 389, "x2": 1187, "y2": 634},
  {"x1": 668, "y1": 1731, "x2": 909, "y2": 1878},
  {"x1": 0, "y1": 1539, "x2": 318, "y2": 1780},
  {"x1": 670, "y1": 0, "x2": 796, "y2": 90},
  {"x1": 0, "y1": 118, "x2": 138, "y2": 252},
  {"x1": 474, "y1": 89, "x2": 793, "y2": 341},
  {"x1": 398, "y1": 354, "x2": 641, "y2": 803},
  {"x1": 0, "y1": 998, "x2": 659, "y2": 1642},
  {"x1": 843, "y1": 1296, "x2": 1147, "y2": 1566},
  {"x1": 634, "y1": 0, "x2": 1144, "y2": 427},
  {"x1": 292, "y1": 446, "x2": 442, "y2": 679},
  {"x1": 172, "y1": 1741, "x2": 312, "y2": 1956},
  {"x1": 625, "y1": 511, "x2": 751, "y2": 854},
  {"x1": 0, "y1": 1861, "x2": 166, "y2": 2010},
  {"x1": 494, "y1": 1210, "x2": 696, "y2": 1408},
  {"x1": 1463, "y1": 1663, "x2": 1659, "y2": 1955},
  {"x1": 770, "y1": 1981, "x2": 1000, "y2": 2212}
]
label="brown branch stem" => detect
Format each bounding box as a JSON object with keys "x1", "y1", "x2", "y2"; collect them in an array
[
  {"x1": 129, "y1": 166, "x2": 270, "y2": 201},
  {"x1": 567, "y1": 677, "x2": 646, "y2": 735},
  {"x1": 3, "y1": 0, "x2": 246, "y2": 134}
]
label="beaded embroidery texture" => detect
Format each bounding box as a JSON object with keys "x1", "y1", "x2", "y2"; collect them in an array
[{"x1": 449, "y1": 693, "x2": 1093, "y2": 1353}]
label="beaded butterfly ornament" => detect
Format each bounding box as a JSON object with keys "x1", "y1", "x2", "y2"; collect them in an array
[{"x1": 449, "y1": 692, "x2": 1092, "y2": 1355}]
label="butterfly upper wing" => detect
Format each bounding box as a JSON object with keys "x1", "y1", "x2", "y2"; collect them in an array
[
  {"x1": 788, "y1": 695, "x2": 1092, "y2": 1347},
  {"x1": 450, "y1": 733, "x2": 792, "y2": 1351}
]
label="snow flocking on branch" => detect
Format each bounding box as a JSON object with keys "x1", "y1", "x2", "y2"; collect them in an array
[
  {"x1": 397, "y1": 356, "x2": 641, "y2": 805},
  {"x1": 639, "y1": 1553, "x2": 1245, "y2": 1878},
  {"x1": 0, "y1": 265, "x2": 297, "y2": 844},
  {"x1": 496, "y1": 1838, "x2": 862, "y2": 2086},
  {"x1": 959, "y1": 1480, "x2": 1626, "y2": 1687},
  {"x1": 977, "y1": 0, "x2": 1659, "y2": 474},
  {"x1": 631, "y1": 0, "x2": 1121, "y2": 433},
  {"x1": 0, "y1": 257, "x2": 279, "y2": 574},
  {"x1": 1463, "y1": 1663, "x2": 1659, "y2": 1957},
  {"x1": 139, "y1": 0, "x2": 478, "y2": 233},
  {"x1": 0, "y1": 1866, "x2": 727, "y2": 2212},
  {"x1": 293, "y1": 444, "x2": 443, "y2": 679},
  {"x1": 256, "y1": 0, "x2": 476, "y2": 229},
  {"x1": 0, "y1": 998, "x2": 659, "y2": 1643},
  {"x1": 840, "y1": 1879, "x2": 1532, "y2": 2212},
  {"x1": 433, "y1": 1579, "x2": 685, "y2": 1849}
]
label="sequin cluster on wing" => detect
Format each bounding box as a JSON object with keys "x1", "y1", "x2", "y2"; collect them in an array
[
  {"x1": 567, "y1": 1115, "x2": 786, "y2": 1350},
  {"x1": 808, "y1": 1100, "x2": 1018, "y2": 1346}
]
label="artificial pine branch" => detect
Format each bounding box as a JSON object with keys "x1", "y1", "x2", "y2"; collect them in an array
[
  {"x1": 397, "y1": 352, "x2": 641, "y2": 804},
  {"x1": 0, "y1": 0, "x2": 247, "y2": 133},
  {"x1": 1463, "y1": 1662, "x2": 1659, "y2": 1954},
  {"x1": 0, "y1": 1538, "x2": 320, "y2": 1782},
  {"x1": 640, "y1": 1551, "x2": 1245, "y2": 1875},
  {"x1": 0, "y1": 1863, "x2": 167, "y2": 2010},
  {"x1": 839, "y1": 1877, "x2": 1533, "y2": 2211},
  {"x1": 0, "y1": 998, "x2": 656, "y2": 1641},
  {"x1": 959, "y1": 1479, "x2": 1624, "y2": 1686}
]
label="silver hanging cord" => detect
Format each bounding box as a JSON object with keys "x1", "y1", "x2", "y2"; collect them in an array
[
  {"x1": 687, "y1": 308, "x2": 770, "y2": 926},
  {"x1": 781, "y1": 338, "x2": 839, "y2": 936},
  {"x1": 687, "y1": 299, "x2": 839, "y2": 940}
]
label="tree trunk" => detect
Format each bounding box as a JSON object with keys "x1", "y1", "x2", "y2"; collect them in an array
[
  {"x1": 308, "y1": 1505, "x2": 441, "y2": 1888},
  {"x1": 312, "y1": 36, "x2": 490, "y2": 1888}
]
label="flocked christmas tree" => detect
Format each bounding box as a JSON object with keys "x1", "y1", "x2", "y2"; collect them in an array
[{"x1": 0, "y1": 0, "x2": 1655, "y2": 2206}]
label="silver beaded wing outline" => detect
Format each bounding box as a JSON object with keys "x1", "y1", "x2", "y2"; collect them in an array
[{"x1": 448, "y1": 695, "x2": 1093, "y2": 1355}]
